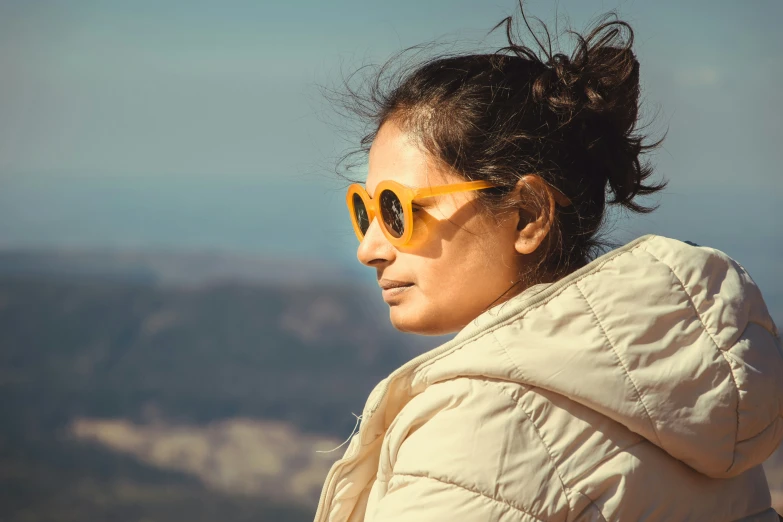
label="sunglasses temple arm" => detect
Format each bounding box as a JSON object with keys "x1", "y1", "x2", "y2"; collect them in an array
[
  {"x1": 414, "y1": 182, "x2": 572, "y2": 207},
  {"x1": 412, "y1": 181, "x2": 496, "y2": 200}
]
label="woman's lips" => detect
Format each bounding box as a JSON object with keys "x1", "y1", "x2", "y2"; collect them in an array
[{"x1": 379, "y1": 280, "x2": 414, "y2": 302}]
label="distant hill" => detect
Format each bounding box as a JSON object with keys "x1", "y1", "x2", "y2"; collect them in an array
[
  {"x1": 0, "y1": 248, "x2": 360, "y2": 286},
  {"x1": 0, "y1": 252, "x2": 440, "y2": 521},
  {"x1": 0, "y1": 272, "x2": 432, "y2": 437}
]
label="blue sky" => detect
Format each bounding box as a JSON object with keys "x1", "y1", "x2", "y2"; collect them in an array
[{"x1": 0, "y1": 0, "x2": 781, "y2": 319}]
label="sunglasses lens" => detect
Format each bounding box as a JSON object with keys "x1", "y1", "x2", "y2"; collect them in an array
[
  {"x1": 352, "y1": 194, "x2": 370, "y2": 236},
  {"x1": 380, "y1": 189, "x2": 405, "y2": 239}
]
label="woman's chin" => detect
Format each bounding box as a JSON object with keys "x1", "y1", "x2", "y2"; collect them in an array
[
  {"x1": 388, "y1": 307, "x2": 416, "y2": 333},
  {"x1": 388, "y1": 306, "x2": 459, "y2": 337}
]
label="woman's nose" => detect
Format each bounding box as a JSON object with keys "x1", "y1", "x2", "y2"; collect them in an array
[{"x1": 357, "y1": 218, "x2": 395, "y2": 267}]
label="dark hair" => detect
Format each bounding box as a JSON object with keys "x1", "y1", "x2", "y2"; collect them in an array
[{"x1": 334, "y1": 5, "x2": 666, "y2": 285}]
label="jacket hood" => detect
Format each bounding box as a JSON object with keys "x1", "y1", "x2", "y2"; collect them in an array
[{"x1": 416, "y1": 234, "x2": 783, "y2": 478}]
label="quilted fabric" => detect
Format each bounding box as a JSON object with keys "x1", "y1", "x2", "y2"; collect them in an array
[{"x1": 313, "y1": 235, "x2": 783, "y2": 522}]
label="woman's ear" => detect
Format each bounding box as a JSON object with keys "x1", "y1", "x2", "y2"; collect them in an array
[{"x1": 512, "y1": 174, "x2": 556, "y2": 255}]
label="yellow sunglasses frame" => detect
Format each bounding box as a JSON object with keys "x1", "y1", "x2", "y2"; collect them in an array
[{"x1": 346, "y1": 180, "x2": 497, "y2": 247}]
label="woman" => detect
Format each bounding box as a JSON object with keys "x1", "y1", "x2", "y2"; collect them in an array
[{"x1": 315, "y1": 7, "x2": 783, "y2": 522}]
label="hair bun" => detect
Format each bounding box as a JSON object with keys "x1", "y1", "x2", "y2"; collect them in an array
[
  {"x1": 506, "y1": 16, "x2": 662, "y2": 213},
  {"x1": 533, "y1": 23, "x2": 640, "y2": 138}
]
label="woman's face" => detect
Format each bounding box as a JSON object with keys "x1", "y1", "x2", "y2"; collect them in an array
[{"x1": 358, "y1": 121, "x2": 530, "y2": 335}]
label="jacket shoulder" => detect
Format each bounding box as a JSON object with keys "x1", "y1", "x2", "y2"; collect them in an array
[{"x1": 372, "y1": 377, "x2": 571, "y2": 521}]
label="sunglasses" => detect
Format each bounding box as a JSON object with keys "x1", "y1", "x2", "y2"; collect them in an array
[{"x1": 346, "y1": 180, "x2": 497, "y2": 247}]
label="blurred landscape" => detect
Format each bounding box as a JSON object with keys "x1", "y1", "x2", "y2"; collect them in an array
[
  {"x1": 0, "y1": 248, "x2": 780, "y2": 521},
  {"x1": 0, "y1": 249, "x2": 438, "y2": 521}
]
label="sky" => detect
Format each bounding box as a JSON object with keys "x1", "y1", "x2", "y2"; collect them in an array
[{"x1": 0, "y1": 0, "x2": 781, "y2": 317}]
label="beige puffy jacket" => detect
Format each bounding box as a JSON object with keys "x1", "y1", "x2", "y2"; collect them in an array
[{"x1": 314, "y1": 234, "x2": 783, "y2": 521}]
